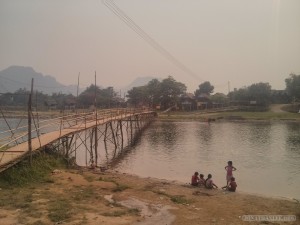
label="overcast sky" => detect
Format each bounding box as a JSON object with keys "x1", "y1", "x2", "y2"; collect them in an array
[{"x1": 0, "y1": 0, "x2": 299, "y2": 93}]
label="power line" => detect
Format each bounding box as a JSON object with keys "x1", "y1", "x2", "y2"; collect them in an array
[{"x1": 102, "y1": 0, "x2": 205, "y2": 82}]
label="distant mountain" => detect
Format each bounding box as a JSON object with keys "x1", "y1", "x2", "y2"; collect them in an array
[
  {"x1": 0, "y1": 66, "x2": 80, "y2": 95},
  {"x1": 119, "y1": 76, "x2": 159, "y2": 96}
]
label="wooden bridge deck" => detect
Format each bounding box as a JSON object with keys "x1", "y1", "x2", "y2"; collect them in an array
[{"x1": 0, "y1": 111, "x2": 154, "y2": 172}]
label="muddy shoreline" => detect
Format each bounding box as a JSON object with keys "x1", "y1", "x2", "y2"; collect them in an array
[{"x1": 0, "y1": 168, "x2": 298, "y2": 225}]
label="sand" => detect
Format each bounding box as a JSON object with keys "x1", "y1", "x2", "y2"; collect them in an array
[{"x1": 0, "y1": 168, "x2": 299, "y2": 225}]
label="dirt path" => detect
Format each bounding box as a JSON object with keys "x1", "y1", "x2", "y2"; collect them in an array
[{"x1": 270, "y1": 104, "x2": 287, "y2": 113}]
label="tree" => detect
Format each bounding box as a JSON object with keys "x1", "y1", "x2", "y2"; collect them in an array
[
  {"x1": 248, "y1": 83, "x2": 272, "y2": 106},
  {"x1": 210, "y1": 93, "x2": 229, "y2": 105},
  {"x1": 228, "y1": 82, "x2": 272, "y2": 107},
  {"x1": 146, "y1": 79, "x2": 161, "y2": 107},
  {"x1": 195, "y1": 81, "x2": 214, "y2": 97},
  {"x1": 125, "y1": 76, "x2": 186, "y2": 109},
  {"x1": 160, "y1": 76, "x2": 186, "y2": 109},
  {"x1": 285, "y1": 73, "x2": 300, "y2": 101},
  {"x1": 126, "y1": 86, "x2": 148, "y2": 107},
  {"x1": 78, "y1": 85, "x2": 118, "y2": 108},
  {"x1": 228, "y1": 87, "x2": 249, "y2": 103}
]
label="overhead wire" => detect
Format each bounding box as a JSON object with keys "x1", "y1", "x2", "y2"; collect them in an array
[{"x1": 102, "y1": 0, "x2": 205, "y2": 82}]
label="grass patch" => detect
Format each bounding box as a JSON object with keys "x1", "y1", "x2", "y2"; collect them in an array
[
  {"x1": 102, "y1": 210, "x2": 127, "y2": 217},
  {"x1": 71, "y1": 186, "x2": 98, "y2": 202},
  {"x1": 128, "y1": 208, "x2": 140, "y2": 216},
  {"x1": 83, "y1": 175, "x2": 94, "y2": 182},
  {"x1": 24, "y1": 205, "x2": 44, "y2": 218},
  {"x1": 0, "y1": 153, "x2": 66, "y2": 188},
  {"x1": 48, "y1": 198, "x2": 73, "y2": 223},
  {"x1": 152, "y1": 190, "x2": 170, "y2": 197},
  {"x1": 151, "y1": 190, "x2": 193, "y2": 205},
  {"x1": 170, "y1": 195, "x2": 191, "y2": 204},
  {"x1": 99, "y1": 176, "x2": 117, "y2": 184},
  {"x1": 31, "y1": 220, "x2": 47, "y2": 225},
  {"x1": 112, "y1": 183, "x2": 130, "y2": 192},
  {"x1": 102, "y1": 208, "x2": 140, "y2": 217},
  {"x1": 98, "y1": 177, "x2": 129, "y2": 192}
]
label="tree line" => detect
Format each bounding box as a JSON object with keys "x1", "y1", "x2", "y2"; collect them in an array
[{"x1": 0, "y1": 73, "x2": 299, "y2": 111}]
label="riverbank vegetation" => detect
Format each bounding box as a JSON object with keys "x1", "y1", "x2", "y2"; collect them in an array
[
  {"x1": 158, "y1": 108, "x2": 300, "y2": 121},
  {"x1": 0, "y1": 153, "x2": 66, "y2": 187},
  {"x1": 1, "y1": 74, "x2": 299, "y2": 114}
]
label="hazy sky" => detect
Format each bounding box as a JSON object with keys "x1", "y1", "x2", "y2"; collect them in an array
[{"x1": 0, "y1": 0, "x2": 299, "y2": 93}]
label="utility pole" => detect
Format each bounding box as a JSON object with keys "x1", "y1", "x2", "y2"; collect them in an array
[
  {"x1": 28, "y1": 78, "x2": 34, "y2": 165},
  {"x1": 94, "y1": 71, "x2": 98, "y2": 165},
  {"x1": 76, "y1": 73, "x2": 80, "y2": 110}
]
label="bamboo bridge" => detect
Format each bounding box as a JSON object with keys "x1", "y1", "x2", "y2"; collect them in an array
[{"x1": 0, "y1": 108, "x2": 157, "y2": 173}]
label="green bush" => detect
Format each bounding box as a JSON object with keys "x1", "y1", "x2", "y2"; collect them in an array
[{"x1": 0, "y1": 152, "x2": 66, "y2": 187}]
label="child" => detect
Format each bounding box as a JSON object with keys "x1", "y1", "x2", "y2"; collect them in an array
[
  {"x1": 222, "y1": 177, "x2": 237, "y2": 192},
  {"x1": 228, "y1": 177, "x2": 237, "y2": 192},
  {"x1": 191, "y1": 172, "x2": 200, "y2": 186},
  {"x1": 225, "y1": 161, "x2": 236, "y2": 186},
  {"x1": 199, "y1": 174, "x2": 205, "y2": 186},
  {"x1": 205, "y1": 174, "x2": 218, "y2": 189}
]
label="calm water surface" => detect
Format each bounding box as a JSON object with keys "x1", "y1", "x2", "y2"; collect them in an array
[
  {"x1": 2, "y1": 118, "x2": 299, "y2": 199},
  {"x1": 114, "y1": 120, "x2": 300, "y2": 199}
]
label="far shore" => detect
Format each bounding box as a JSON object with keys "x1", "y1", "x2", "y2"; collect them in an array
[
  {"x1": 158, "y1": 110, "x2": 300, "y2": 122},
  {"x1": 1, "y1": 104, "x2": 300, "y2": 121}
]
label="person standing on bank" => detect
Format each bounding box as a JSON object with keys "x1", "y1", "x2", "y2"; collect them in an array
[{"x1": 225, "y1": 160, "x2": 236, "y2": 186}]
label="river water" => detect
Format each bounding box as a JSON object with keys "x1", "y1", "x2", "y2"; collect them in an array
[
  {"x1": 2, "y1": 118, "x2": 299, "y2": 199},
  {"x1": 113, "y1": 120, "x2": 300, "y2": 200}
]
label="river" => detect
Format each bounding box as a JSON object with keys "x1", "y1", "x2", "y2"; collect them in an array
[
  {"x1": 2, "y1": 118, "x2": 299, "y2": 199},
  {"x1": 113, "y1": 120, "x2": 300, "y2": 200}
]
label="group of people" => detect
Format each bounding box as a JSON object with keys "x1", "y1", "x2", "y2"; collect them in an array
[{"x1": 191, "y1": 161, "x2": 237, "y2": 192}]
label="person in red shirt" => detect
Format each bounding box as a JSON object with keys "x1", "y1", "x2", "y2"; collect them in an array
[
  {"x1": 191, "y1": 172, "x2": 200, "y2": 186},
  {"x1": 222, "y1": 177, "x2": 237, "y2": 192},
  {"x1": 228, "y1": 177, "x2": 237, "y2": 192}
]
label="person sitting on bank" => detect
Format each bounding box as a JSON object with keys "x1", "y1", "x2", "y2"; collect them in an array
[
  {"x1": 191, "y1": 172, "x2": 200, "y2": 186},
  {"x1": 228, "y1": 177, "x2": 237, "y2": 192},
  {"x1": 205, "y1": 174, "x2": 218, "y2": 189},
  {"x1": 222, "y1": 177, "x2": 237, "y2": 192},
  {"x1": 199, "y1": 174, "x2": 206, "y2": 186}
]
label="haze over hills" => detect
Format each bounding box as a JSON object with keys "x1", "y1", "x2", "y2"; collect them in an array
[
  {"x1": 118, "y1": 76, "x2": 159, "y2": 97},
  {"x1": 0, "y1": 66, "x2": 80, "y2": 95},
  {"x1": 0, "y1": 66, "x2": 158, "y2": 96}
]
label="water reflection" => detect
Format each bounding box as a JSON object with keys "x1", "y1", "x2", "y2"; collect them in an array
[
  {"x1": 197, "y1": 123, "x2": 213, "y2": 145},
  {"x1": 285, "y1": 123, "x2": 300, "y2": 150},
  {"x1": 114, "y1": 120, "x2": 300, "y2": 199},
  {"x1": 148, "y1": 122, "x2": 179, "y2": 148}
]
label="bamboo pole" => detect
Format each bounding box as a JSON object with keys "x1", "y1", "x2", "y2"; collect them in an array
[
  {"x1": 94, "y1": 71, "x2": 98, "y2": 165},
  {"x1": 28, "y1": 78, "x2": 33, "y2": 165}
]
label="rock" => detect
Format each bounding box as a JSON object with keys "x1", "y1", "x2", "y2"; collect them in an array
[{"x1": 52, "y1": 169, "x2": 62, "y2": 174}]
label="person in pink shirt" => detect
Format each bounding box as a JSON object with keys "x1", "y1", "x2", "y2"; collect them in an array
[{"x1": 225, "y1": 160, "x2": 236, "y2": 186}]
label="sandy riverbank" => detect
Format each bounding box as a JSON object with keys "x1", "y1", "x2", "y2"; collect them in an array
[{"x1": 0, "y1": 168, "x2": 298, "y2": 225}]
